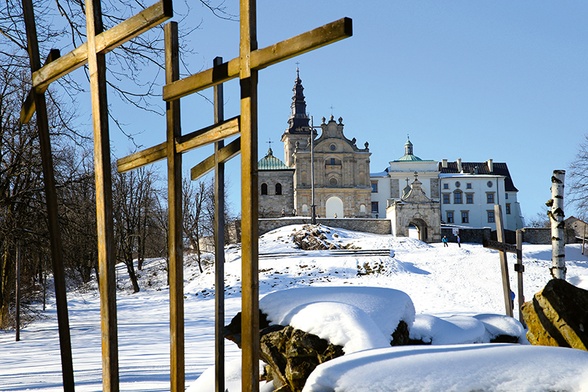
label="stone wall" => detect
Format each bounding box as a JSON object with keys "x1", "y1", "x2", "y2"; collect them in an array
[
  {"x1": 441, "y1": 227, "x2": 491, "y2": 244},
  {"x1": 440, "y1": 227, "x2": 578, "y2": 245},
  {"x1": 520, "y1": 227, "x2": 577, "y2": 244},
  {"x1": 259, "y1": 218, "x2": 391, "y2": 236}
]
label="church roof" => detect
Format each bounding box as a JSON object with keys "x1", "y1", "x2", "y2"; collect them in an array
[
  {"x1": 439, "y1": 161, "x2": 519, "y2": 192},
  {"x1": 396, "y1": 154, "x2": 423, "y2": 162},
  {"x1": 258, "y1": 148, "x2": 292, "y2": 171},
  {"x1": 285, "y1": 67, "x2": 310, "y2": 134}
]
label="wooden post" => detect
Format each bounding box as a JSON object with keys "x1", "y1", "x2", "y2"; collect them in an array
[
  {"x1": 165, "y1": 22, "x2": 185, "y2": 392},
  {"x1": 549, "y1": 170, "x2": 566, "y2": 280},
  {"x1": 213, "y1": 56, "x2": 227, "y2": 392},
  {"x1": 583, "y1": 224, "x2": 586, "y2": 255},
  {"x1": 494, "y1": 204, "x2": 513, "y2": 317},
  {"x1": 86, "y1": 1, "x2": 120, "y2": 389},
  {"x1": 15, "y1": 243, "x2": 21, "y2": 342},
  {"x1": 240, "y1": 1, "x2": 260, "y2": 390},
  {"x1": 21, "y1": 1, "x2": 75, "y2": 388},
  {"x1": 515, "y1": 229, "x2": 525, "y2": 326}
]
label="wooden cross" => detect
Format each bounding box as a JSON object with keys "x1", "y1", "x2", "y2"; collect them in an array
[
  {"x1": 121, "y1": 4, "x2": 351, "y2": 390},
  {"x1": 21, "y1": 1, "x2": 173, "y2": 391},
  {"x1": 483, "y1": 204, "x2": 525, "y2": 320}
]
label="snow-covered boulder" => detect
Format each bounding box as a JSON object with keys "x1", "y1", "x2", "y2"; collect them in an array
[
  {"x1": 259, "y1": 286, "x2": 416, "y2": 350},
  {"x1": 256, "y1": 286, "x2": 415, "y2": 391}
]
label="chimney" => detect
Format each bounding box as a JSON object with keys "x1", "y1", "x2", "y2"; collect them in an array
[
  {"x1": 487, "y1": 159, "x2": 494, "y2": 172},
  {"x1": 441, "y1": 159, "x2": 448, "y2": 168},
  {"x1": 457, "y1": 158, "x2": 462, "y2": 173}
]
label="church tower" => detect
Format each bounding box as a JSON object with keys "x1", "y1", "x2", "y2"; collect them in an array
[{"x1": 281, "y1": 68, "x2": 311, "y2": 167}]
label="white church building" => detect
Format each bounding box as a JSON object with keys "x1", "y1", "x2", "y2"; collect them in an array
[{"x1": 370, "y1": 138, "x2": 525, "y2": 233}]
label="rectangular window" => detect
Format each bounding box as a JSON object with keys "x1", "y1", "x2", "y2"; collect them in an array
[
  {"x1": 454, "y1": 191, "x2": 463, "y2": 204},
  {"x1": 505, "y1": 193, "x2": 509, "y2": 199},
  {"x1": 371, "y1": 181, "x2": 378, "y2": 193},
  {"x1": 487, "y1": 210, "x2": 495, "y2": 223},
  {"x1": 506, "y1": 203, "x2": 511, "y2": 215},
  {"x1": 461, "y1": 210, "x2": 469, "y2": 224},
  {"x1": 446, "y1": 211, "x2": 454, "y2": 224},
  {"x1": 443, "y1": 193, "x2": 451, "y2": 204},
  {"x1": 466, "y1": 183, "x2": 472, "y2": 189},
  {"x1": 466, "y1": 193, "x2": 474, "y2": 204},
  {"x1": 371, "y1": 201, "x2": 379, "y2": 213},
  {"x1": 443, "y1": 183, "x2": 449, "y2": 190},
  {"x1": 486, "y1": 192, "x2": 495, "y2": 204}
]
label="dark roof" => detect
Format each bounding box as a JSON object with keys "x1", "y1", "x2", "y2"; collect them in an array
[{"x1": 439, "y1": 161, "x2": 518, "y2": 192}]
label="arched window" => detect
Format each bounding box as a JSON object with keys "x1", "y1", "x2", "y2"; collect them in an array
[
  {"x1": 261, "y1": 183, "x2": 268, "y2": 195},
  {"x1": 275, "y1": 183, "x2": 282, "y2": 195}
]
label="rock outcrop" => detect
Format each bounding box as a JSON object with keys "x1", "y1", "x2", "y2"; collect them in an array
[
  {"x1": 260, "y1": 326, "x2": 344, "y2": 392},
  {"x1": 521, "y1": 278, "x2": 588, "y2": 350}
]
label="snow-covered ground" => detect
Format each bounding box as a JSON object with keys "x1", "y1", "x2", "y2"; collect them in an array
[{"x1": 2, "y1": 224, "x2": 588, "y2": 391}]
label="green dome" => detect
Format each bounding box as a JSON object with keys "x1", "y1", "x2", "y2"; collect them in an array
[{"x1": 258, "y1": 148, "x2": 290, "y2": 170}]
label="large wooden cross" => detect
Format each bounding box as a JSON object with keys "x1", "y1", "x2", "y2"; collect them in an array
[
  {"x1": 119, "y1": 4, "x2": 351, "y2": 390},
  {"x1": 483, "y1": 204, "x2": 525, "y2": 320},
  {"x1": 21, "y1": 1, "x2": 173, "y2": 391}
]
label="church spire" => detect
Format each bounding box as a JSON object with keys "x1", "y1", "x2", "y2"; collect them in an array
[{"x1": 286, "y1": 66, "x2": 310, "y2": 134}]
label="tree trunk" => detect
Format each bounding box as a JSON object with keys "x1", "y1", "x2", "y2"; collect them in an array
[
  {"x1": 0, "y1": 244, "x2": 14, "y2": 329},
  {"x1": 549, "y1": 170, "x2": 566, "y2": 280},
  {"x1": 125, "y1": 258, "x2": 140, "y2": 293}
]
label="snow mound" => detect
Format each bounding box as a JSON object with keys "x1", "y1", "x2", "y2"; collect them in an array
[
  {"x1": 260, "y1": 286, "x2": 415, "y2": 351},
  {"x1": 409, "y1": 314, "x2": 526, "y2": 345},
  {"x1": 303, "y1": 344, "x2": 588, "y2": 392}
]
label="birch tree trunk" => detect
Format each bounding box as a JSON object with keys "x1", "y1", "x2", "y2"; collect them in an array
[{"x1": 548, "y1": 170, "x2": 566, "y2": 280}]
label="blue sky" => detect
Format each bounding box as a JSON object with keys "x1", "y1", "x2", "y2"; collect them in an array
[{"x1": 98, "y1": 1, "x2": 588, "y2": 221}]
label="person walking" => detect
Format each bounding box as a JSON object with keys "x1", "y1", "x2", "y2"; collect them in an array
[
  {"x1": 457, "y1": 235, "x2": 461, "y2": 248},
  {"x1": 442, "y1": 236, "x2": 449, "y2": 247}
]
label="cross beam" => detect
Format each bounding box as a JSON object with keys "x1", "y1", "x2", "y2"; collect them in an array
[
  {"x1": 21, "y1": 0, "x2": 172, "y2": 122},
  {"x1": 116, "y1": 116, "x2": 240, "y2": 172},
  {"x1": 162, "y1": 17, "x2": 352, "y2": 101}
]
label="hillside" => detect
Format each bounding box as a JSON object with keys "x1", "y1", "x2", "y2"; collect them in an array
[{"x1": 2, "y1": 224, "x2": 588, "y2": 391}]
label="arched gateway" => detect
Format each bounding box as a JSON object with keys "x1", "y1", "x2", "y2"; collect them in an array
[{"x1": 387, "y1": 177, "x2": 441, "y2": 243}]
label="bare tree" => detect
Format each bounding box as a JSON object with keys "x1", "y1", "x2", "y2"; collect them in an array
[
  {"x1": 0, "y1": 65, "x2": 47, "y2": 328},
  {"x1": 113, "y1": 165, "x2": 162, "y2": 292},
  {"x1": 568, "y1": 134, "x2": 588, "y2": 218},
  {"x1": 183, "y1": 178, "x2": 210, "y2": 273}
]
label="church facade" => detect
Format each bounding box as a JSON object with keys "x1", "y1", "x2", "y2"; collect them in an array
[
  {"x1": 258, "y1": 70, "x2": 525, "y2": 240},
  {"x1": 259, "y1": 69, "x2": 372, "y2": 219}
]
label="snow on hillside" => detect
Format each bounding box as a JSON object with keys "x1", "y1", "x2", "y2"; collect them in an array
[{"x1": 2, "y1": 224, "x2": 588, "y2": 391}]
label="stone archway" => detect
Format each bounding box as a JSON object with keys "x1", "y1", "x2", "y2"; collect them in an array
[
  {"x1": 326, "y1": 196, "x2": 344, "y2": 218},
  {"x1": 408, "y1": 218, "x2": 428, "y2": 241}
]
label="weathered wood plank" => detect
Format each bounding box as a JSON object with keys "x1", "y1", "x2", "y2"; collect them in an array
[
  {"x1": 190, "y1": 137, "x2": 241, "y2": 180},
  {"x1": 177, "y1": 116, "x2": 240, "y2": 153},
  {"x1": 483, "y1": 239, "x2": 517, "y2": 254},
  {"x1": 116, "y1": 116, "x2": 239, "y2": 173},
  {"x1": 212, "y1": 55, "x2": 227, "y2": 392},
  {"x1": 495, "y1": 205, "x2": 513, "y2": 317},
  {"x1": 21, "y1": 2, "x2": 74, "y2": 389},
  {"x1": 31, "y1": 0, "x2": 172, "y2": 92},
  {"x1": 165, "y1": 22, "x2": 185, "y2": 392},
  {"x1": 86, "y1": 1, "x2": 120, "y2": 389},
  {"x1": 240, "y1": 1, "x2": 260, "y2": 391},
  {"x1": 20, "y1": 49, "x2": 61, "y2": 124},
  {"x1": 163, "y1": 17, "x2": 352, "y2": 101}
]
